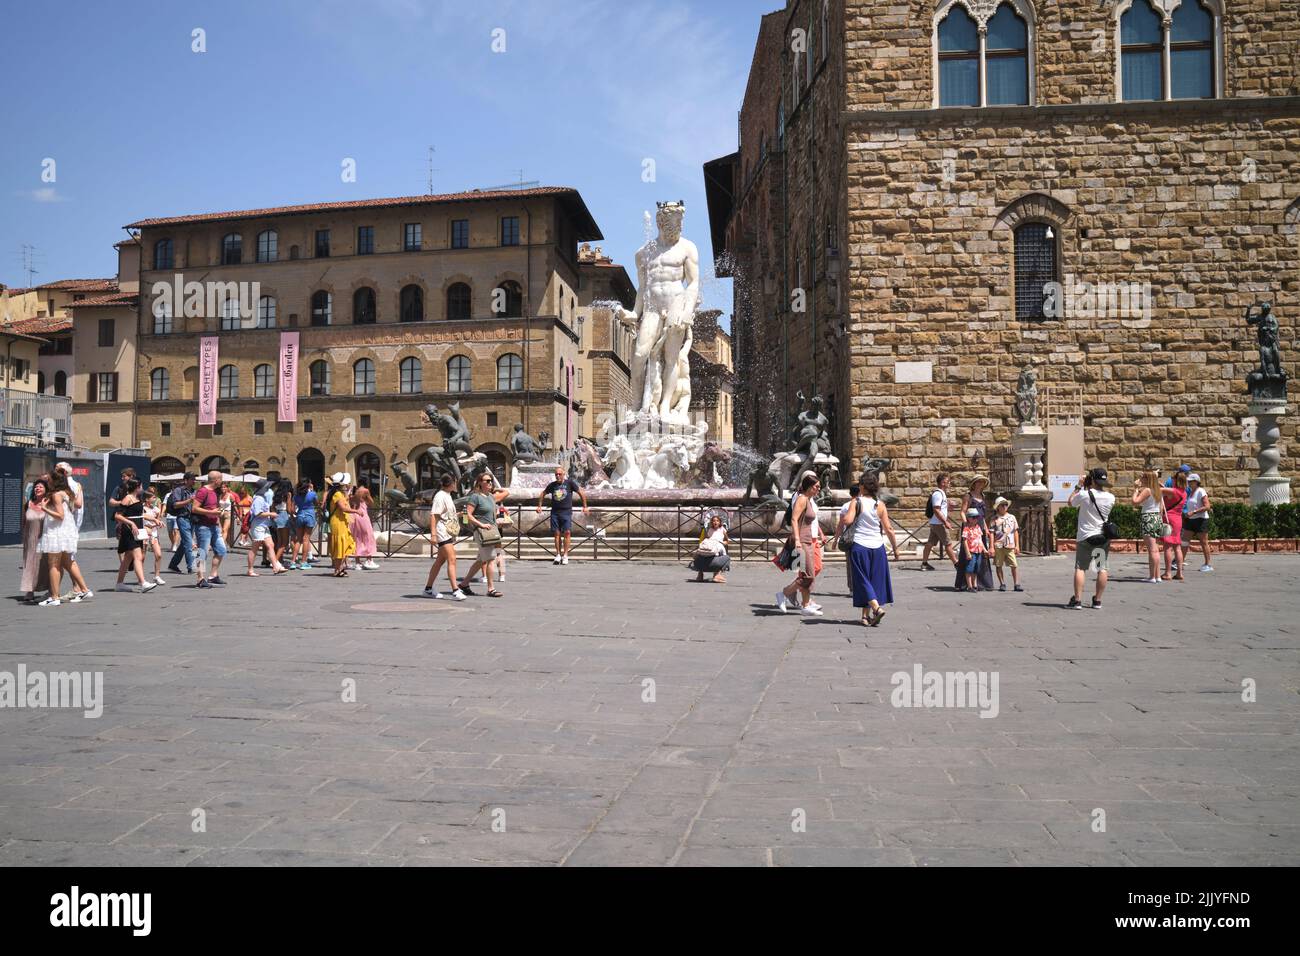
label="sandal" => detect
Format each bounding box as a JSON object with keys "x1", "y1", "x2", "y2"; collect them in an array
[{"x1": 487, "y1": 589, "x2": 503, "y2": 598}]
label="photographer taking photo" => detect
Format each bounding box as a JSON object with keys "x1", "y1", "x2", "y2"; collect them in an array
[{"x1": 1068, "y1": 468, "x2": 1116, "y2": 610}]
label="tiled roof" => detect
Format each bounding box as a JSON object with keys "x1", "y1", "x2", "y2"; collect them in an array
[
  {"x1": 2, "y1": 287, "x2": 32, "y2": 296},
  {"x1": 124, "y1": 187, "x2": 601, "y2": 239},
  {"x1": 35, "y1": 278, "x2": 117, "y2": 292},
  {"x1": 8, "y1": 315, "x2": 73, "y2": 336},
  {"x1": 70, "y1": 291, "x2": 137, "y2": 309}
]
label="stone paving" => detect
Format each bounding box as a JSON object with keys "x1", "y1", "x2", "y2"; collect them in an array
[{"x1": 1, "y1": 543, "x2": 1297, "y2": 866}]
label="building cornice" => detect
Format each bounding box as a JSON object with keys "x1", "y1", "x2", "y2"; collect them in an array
[{"x1": 843, "y1": 95, "x2": 1300, "y2": 129}]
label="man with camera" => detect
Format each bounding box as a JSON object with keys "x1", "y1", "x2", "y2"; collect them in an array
[{"x1": 1067, "y1": 468, "x2": 1117, "y2": 610}]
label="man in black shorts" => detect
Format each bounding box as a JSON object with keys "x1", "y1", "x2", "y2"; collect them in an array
[{"x1": 536, "y1": 465, "x2": 589, "y2": 566}]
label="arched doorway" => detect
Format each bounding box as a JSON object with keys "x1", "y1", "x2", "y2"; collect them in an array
[
  {"x1": 200, "y1": 455, "x2": 230, "y2": 475},
  {"x1": 476, "y1": 442, "x2": 510, "y2": 485},
  {"x1": 296, "y1": 448, "x2": 325, "y2": 490},
  {"x1": 415, "y1": 449, "x2": 442, "y2": 492},
  {"x1": 354, "y1": 451, "x2": 382, "y2": 496},
  {"x1": 151, "y1": 455, "x2": 185, "y2": 478}
]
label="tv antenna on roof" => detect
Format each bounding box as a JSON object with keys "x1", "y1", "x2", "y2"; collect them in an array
[
  {"x1": 482, "y1": 170, "x2": 541, "y2": 191},
  {"x1": 16, "y1": 243, "x2": 42, "y2": 287},
  {"x1": 426, "y1": 145, "x2": 440, "y2": 195}
]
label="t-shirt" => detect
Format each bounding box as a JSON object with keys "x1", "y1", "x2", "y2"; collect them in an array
[
  {"x1": 541, "y1": 478, "x2": 582, "y2": 515},
  {"x1": 293, "y1": 490, "x2": 317, "y2": 513},
  {"x1": 961, "y1": 524, "x2": 986, "y2": 554},
  {"x1": 250, "y1": 493, "x2": 272, "y2": 530},
  {"x1": 1186, "y1": 487, "x2": 1208, "y2": 516},
  {"x1": 992, "y1": 513, "x2": 1019, "y2": 549},
  {"x1": 169, "y1": 486, "x2": 195, "y2": 519},
  {"x1": 1069, "y1": 488, "x2": 1116, "y2": 542},
  {"x1": 467, "y1": 492, "x2": 497, "y2": 527},
  {"x1": 192, "y1": 486, "x2": 220, "y2": 527},
  {"x1": 433, "y1": 490, "x2": 457, "y2": 542},
  {"x1": 929, "y1": 489, "x2": 948, "y2": 525}
]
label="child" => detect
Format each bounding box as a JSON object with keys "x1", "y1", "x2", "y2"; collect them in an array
[
  {"x1": 991, "y1": 497, "x2": 1022, "y2": 592},
  {"x1": 961, "y1": 508, "x2": 986, "y2": 593}
]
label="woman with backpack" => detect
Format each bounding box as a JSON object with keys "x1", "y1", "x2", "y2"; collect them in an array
[
  {"x1": 836, "y1": 473, "x2": 900, "y2": 627},
  {"x1": 423, "y1": 473, "x2": 466, "y2": 600}
]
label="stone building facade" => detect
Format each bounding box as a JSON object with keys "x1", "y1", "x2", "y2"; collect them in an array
[
  {"x1": 708, "y1": 0, "x2": 1300, "y2": 501},
  {"x1": 573, "y1": 243, "x2": 636, "y2": 439},
  {"x1": 688, "y1": 310, "x2": 737, "y2": 445},
  {"x1": 127, "y1": 187, "x2": 611, "y2": 490}
]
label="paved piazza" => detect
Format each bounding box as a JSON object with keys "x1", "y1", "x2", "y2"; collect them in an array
[{"x1": 1, "y1": 544, "x2": 1297, "y2": 866}]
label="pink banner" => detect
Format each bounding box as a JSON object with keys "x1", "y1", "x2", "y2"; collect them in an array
[
  {"x1": 278, "y1": 331, "x2": 299, "y2": 422},
  {"x1": 197, "y1": 336, "x2": 219, "y2": 425},
  {"x1": 566, "y1": 363, "x2": 574, "y2": 447}
]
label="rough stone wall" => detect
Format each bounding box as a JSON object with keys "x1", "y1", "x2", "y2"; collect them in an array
[{"x1": 844, "y1": 102, "x2": 1300, "y2": 500}]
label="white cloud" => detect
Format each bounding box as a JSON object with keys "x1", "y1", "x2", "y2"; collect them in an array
[{"x1": 20, "y1": 187, "x2": 68, "y2": 203}]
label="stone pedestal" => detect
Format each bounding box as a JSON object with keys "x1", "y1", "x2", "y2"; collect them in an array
[
  {"x1": 1011, "y1": 425, "x2": 1048, "y2": 494},
  {"x1": 1248, "y1": 398, "x2": 1291, "y2": 505}
]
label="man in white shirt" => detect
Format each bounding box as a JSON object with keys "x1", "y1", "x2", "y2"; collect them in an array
[
  {"x1": 53, "y1": 461, "x2": 93, "y2": 601},
  {"x1": 1067, "y1": 468, "x2": 1116, "y2": 610},
  {"x1": 921, "y1": 473, "x2": 957, "y2": 570}
]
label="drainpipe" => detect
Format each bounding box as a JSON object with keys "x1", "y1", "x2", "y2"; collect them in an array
[{"x1": 523, "y1": 204, "x2": 532, "y2": 436}]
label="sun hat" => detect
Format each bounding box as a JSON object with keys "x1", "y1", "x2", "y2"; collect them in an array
[
  {"x1": 994, "y1": 496, "x2": 1010, "y2": 509},
  {"x1": 329, "y1": 471, "x2": 352, "y2": 485},
  {"x1": 970, "y1": 474, "x2": 988, "y2": 488},
  {"x1": 965, "y1": 508, "x2": 980, "y2": 518}
]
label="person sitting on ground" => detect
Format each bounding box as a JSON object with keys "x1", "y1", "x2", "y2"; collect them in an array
[{"x1": 692, "y1": 514, "x2": 731, "y2": 584}]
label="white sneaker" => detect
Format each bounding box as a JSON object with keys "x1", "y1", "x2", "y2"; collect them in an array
[
  {"x1": 472, "y1": 574, "x2": 486, "y2": 583},
  {"x1": 1146, "y1": 577, "x2": 1161, "y2": 583},
  {"x1": 115, "y1": 583, "x2": 135, "y2": 592},
  {"x1": 154, "y1": 576, "x2": 166, "y2": 585},
  {"x1": 78, "y1": 589, "x2": 93, "y2": 600},
  {"x1": 805, "y1": 601, "x2": 823, "y2": 613},
  {"x1": 775, "y1": 591, "x2": 789, "y2": 613},
  {"x1": 1200, "y1": 565, "x2": 1214, "y2": 573},
  {"x1": 496, "y1": 574, "x2": 506, "y2": 582},
  {"x1": 68, "y1": 592, "x2": 85, "y2": 603},
  {"x1": 552, "y1": 556, "x2": 562, "y2": 565},
  {"x1": 801, "y1": 605, "x2": 824, "y2": 616},
  {"x1": 450, "y1": 589, "x2": 467, "y2": 601},
  {"x1": 141, "y1": 582, "x2": 158, "y2": 593},
  {"x1": 423, "y1": 587, "x2": 437, "y2": 598},
  {"x1": 561, "y1": 555, "x2": 569, "y2": 565},
  {"x1": 38, "y1": 597, "x2": 61, "y2": 607}
]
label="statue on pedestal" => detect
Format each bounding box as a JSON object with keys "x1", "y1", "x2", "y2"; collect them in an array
[
  {"x1": 387, "y1": 459, "x2": 418, "y2": 504},
  {"x1": 787, "y1": 390, "x2": 832, "y2": 491},
  {"x1": 423, "y1": 402, "x2": 474, "y2": 492},
  {"x1": 1245, "y1": 302, "x2": 1287, "y2": 399},
  {"x1": 1014, "y1": 361, "x2": 1040, "y2": 426},
  {"x1": 615, "y1": 201, "x2": 700, "y2": 423}
]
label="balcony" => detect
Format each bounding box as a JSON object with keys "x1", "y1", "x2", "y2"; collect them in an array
[{"x1": 0, "y1": 388, "x2": 73, "y2": 445}]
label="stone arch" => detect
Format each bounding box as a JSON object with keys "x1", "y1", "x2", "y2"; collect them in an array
[
  {"x1": 932, "y1": 0, "x2": 1038, "y2": 108},
  {"x1": 394, "y1": 274, "x2": 429, "y2": 323},
  {"x1": 994, "y1": 192, "x2": 1072, "y2": 232},
  {"x1": 476, "y1": 441, "x2": 511, "y2": 485},
  {"x1": 441, "y1": 274, "x2": 475, "y2": 321},
  {"x1": 346, "y1": 443, "x2": 385, "y2": 495}
]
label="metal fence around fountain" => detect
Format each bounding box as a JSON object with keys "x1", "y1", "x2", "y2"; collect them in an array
[{"x1": 348, "y1": 501, "x2": 943, "y2": 562}]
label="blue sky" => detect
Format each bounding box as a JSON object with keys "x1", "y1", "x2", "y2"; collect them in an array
[{"x1": 1, "y1": 0, "x2": 777, "y2": 316}]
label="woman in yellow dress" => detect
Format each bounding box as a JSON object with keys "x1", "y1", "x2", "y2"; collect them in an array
[{"x1": 326, "y1": 472, "x2": 358, "y2": 577}]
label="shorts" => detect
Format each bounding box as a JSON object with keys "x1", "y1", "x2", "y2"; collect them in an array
[
  {"x1": 926, "y1": 523, "x2": 949, "y2": 549},
  {"x1": 1185, "y1": 516, "x2": 1209, "y2": 535},
  {"x1": 550, "y1": 513, "x2": 573, "y2": 533},
  {"x1": 165, "y1": 516, "x2": 177, "y2": 534},
  {"x1": 195, "y1": 523, "x2": 227, "y2": 563},
  {"x1": 964, "y1": 553, "x2": 983, "y2": 574},
  {"x1": 1075, "y1": 537, "x2": 1110, "y2": 573},
  {"x1": 476, "y1": 543, "x2": 496, "y2": 563},
  {"x1": 297, "y1": 512, "x2": 317, "y2": 530},
  {"x1": 994, "y1": 546, "x2": 1018, "y2": 568},
  {"x1": 1139, "y1": 512, "x2": 1164, "y2": 538},
  {"x1": 274, "y1": 512, "x2": 290, "y2": 529},
  {"x1": 250, "y1": 524, "x2": 271, "y2": 542}
]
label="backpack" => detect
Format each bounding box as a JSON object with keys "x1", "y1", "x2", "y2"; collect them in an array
[{"x1": 925, "y1": 492, "x2": 936, "y2": 520}]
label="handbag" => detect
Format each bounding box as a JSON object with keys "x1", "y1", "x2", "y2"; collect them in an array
[
  {"x1": 1088, "y1": 489, "x2": 1120, "y2": 541},
  {"x1": 474, "y1": 521, "x2": 502, "y2": 546},
  {"x1": 837, "y1": 498, "x2": 861, "y2": 554},
  {"x1": 1158, "y1": 494, "x2": 1173, "y2": 539},
  {"x1": 773, "y1": 539, "x2": 796, "y2": 571}
]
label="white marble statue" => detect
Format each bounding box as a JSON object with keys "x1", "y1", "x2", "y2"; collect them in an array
[
  {"x1": 603, "y1": 435, "x2": 644, "y2": 489},
  {"x1": 617, "y1": 201, "x2": 700, "y2": 423},
  {"x1": 643, "y1": 437, "x2": 692, "y2": 490}
]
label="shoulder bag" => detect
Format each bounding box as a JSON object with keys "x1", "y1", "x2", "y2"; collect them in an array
[
  {"x1": 1088, "y1": 489, "x2": 1120, "y2": 543},
  {"x1": 837, "y1": 498, "x2": 861, "y2": 554}
]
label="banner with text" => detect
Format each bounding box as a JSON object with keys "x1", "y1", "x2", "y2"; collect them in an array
[
  {"x1": 198, "y1": 336, "x2": 219, "y2": 426},
  {"x1": 278, "y1": 331, "x2": 299, "y2": 422}
]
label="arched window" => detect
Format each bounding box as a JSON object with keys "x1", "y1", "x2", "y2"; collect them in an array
[
  {"x1": 937, "y1": 5, "x2": 980, "y2": 107},
  {"x1": 355, "y1": 452, "x2": 382, "y2": 496},
  {"x1": 1120, "y1": 0, "x2": 1165, "y2": 101},
  {"x1": 256, "y1": 229, "x2": 278, "y2": 263},
  {"x1": 220, "y1": 296, "x2": 241, "y2": 331},
  {"x1": 353, "y1": 287, "x2": 376, "y2": 324},
  {"x1": 447, "y1": 282, "x2": 471, "y2": 321},
  {"x1": 494, "y1": 280, "x2": 523, "y2": 317},
  {"x1": 353, "y1": 358, "x2": 376, "y2": 396},
  {"x1": 399, "y1": 357, "x2": 423, "y2": 393},
  {"x1": 936, "y1": 1, "x2": 1031, "y2": 107},
  {"x1": 1013, "y1": 222, "x2": 1058, "y2": 321},
  {"x1": 221, "y1": 233, "x2": 242, "y2": 265},
  {"x1": 309, "y1": 359, "x2": 331, "y2": 396},
  {"x1": 311, "y1": 290, "x2": 332, "y2": 326},
  {"x1": 447, "y1": 355, "x2": 471, "y2": 393},
  {"x1": 153, "y1": 238, "x2": 173, "y2": 270},
  {"x1": 257, "y1": 295, "x2": 276, "y2": 329},
  {"x1": 151, "y1": 368, "x2": 170, "y2": 400},
  {"x1": 497, "y1": 353, "x2": 523, "y2": 391},
  {"x1": 1171, "y1": 0, "x2": 1215, "y2": 99},
  {"x1": 200, "y1": 455, "x2": 231, "y2": 475},
  {"x1": 152, "y1": 298, "x2": 173, "y2": 334},
  {"x1": 219, "y1": 364, "x2": 239, "y2": 399},
  {"x1": 53, "y1": 370, "x2": 67, "y2": 396},
  {"x1": 254, "y1": 363, "x2": 275, "y2": 398},
  {"x1": 400, "y1": 284, "x2": 424, "y2": 323}
]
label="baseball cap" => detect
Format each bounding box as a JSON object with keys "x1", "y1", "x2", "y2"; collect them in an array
[
  {"x1": 1179, "y1": 464, "x2": 1192, "y2": 473},
  {"x1": 965, "y1": 508, "x2": 980, "y2": 518},
  {"x1": 1089, "y1": 467, "x2": 1109, "y2": 486},
  {"x1": 1188, "y1": 473, "x2": 1201, "y2": 483},
  {"x1": 182, "y1": 471, "x2": 197, "y2": 480}
]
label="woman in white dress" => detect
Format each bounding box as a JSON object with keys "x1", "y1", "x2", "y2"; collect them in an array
[{"x1": 37, "y1": 472, "x2": 80, "y2": 606}]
